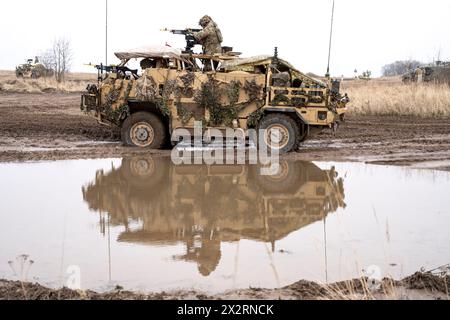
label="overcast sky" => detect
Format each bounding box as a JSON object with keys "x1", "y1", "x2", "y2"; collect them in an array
[{"x1": 1, "y1": 0, "x2": 449, "y2": 77}]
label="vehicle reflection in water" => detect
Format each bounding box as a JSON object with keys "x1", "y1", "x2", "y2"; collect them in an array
[{"x1": 82, "y1": 157, "x2": 346, "y2": 277}]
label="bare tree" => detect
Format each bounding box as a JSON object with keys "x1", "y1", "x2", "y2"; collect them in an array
[
  {"x1": 52, "y1": 38, "x2": 73, "y2": 83},
  {"x1": 40, "y1": 49, "x2": 56, "y2": 77}
]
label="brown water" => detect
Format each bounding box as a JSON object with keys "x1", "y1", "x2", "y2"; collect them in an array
[{"x1": 0, "y1": 157, "x2": 449, "y2": 293}]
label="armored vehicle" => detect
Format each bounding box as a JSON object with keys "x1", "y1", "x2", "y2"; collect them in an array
[
  {"x1": 81, "y1": 44, "x2": 349, "y2": 153},
  {"x1": 15, "y1": 57, "x2": 52, "y2": 79},
  {"x1": 402, "y1": 61, "x2": 450, "y2": 84}
]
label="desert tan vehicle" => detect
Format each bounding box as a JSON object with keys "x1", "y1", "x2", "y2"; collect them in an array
[
  {"x1": 81, "y1": 46, "x2": 349, "y2": 153},
  {"x1": 15, "y1": 57, "x2": 53, "y2": 79},
  {"x1": 82, "y1": 156, "x2": 346, "y2": 275}
]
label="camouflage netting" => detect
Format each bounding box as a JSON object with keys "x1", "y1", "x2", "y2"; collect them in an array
[
  {"x1": 131, "y1": 72, "x2": 265, "y2": 127},
  {"x1": 102, "y1": 81, "x2": 132, "y2": 123},
  {"x1": 193, "y1": 76, "x2": 264, "y2": 127},
  {"x1": 243, "y1": 79, "x2": 263, "y2": 102},
  {"x1": 176, "y1": 105, "x2": 194, "y2": 124},
  {"x1": 270, "y1": 89, "x2": 323, "y2": 108},
  {"x1": 247, "y1": 108, "x2": 265, "y2": 128},
  {"x1": 135, "y1": 75, "x2": 173, "y2": 116}
]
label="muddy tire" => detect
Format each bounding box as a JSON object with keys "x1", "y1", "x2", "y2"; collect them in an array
[
  {"x1": 259, "y1": 114, "x2": 300, "y2": 154},
  {"x1": 121, "y1": 112, "x2": 167, "y2": 148}
]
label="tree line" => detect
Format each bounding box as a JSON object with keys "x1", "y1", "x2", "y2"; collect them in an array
[{"x1": 381, "y1": 60, "x2": 423, "y2": 77}]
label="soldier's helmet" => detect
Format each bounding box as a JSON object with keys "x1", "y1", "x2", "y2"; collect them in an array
[{"x1": 199, "y1": 15, "x2": 212, "y2": 28}]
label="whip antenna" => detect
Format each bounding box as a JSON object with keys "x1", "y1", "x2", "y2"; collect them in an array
[
  {"x1": 326, "y1": 0, "x2": 335, "y2": 78},
  {"x1": 105, "y1": 0, "x2": 108, "y2": 66}
]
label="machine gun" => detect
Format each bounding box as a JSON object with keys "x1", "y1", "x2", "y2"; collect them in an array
[
  {"x1": 86, "y1": 63, "x2": 139, "y2": 81},
  {"x1": 161, "y1": 28, "x2": 202, "y2": 54}
]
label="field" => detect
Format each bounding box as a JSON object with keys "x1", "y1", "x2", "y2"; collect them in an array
[
  {"x1": 343, "y1": 77, "x2": 450, "y2": 117},
  {"x1": 0, "y1": 70, "x2": 96, "y2": 93}
]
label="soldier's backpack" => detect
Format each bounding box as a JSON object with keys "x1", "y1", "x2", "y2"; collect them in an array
[{"x1": 213, "y1": 23, "x2": 223, "y2": 43}]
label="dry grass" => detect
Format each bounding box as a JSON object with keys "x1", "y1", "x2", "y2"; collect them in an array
[
  {"x1": 343, "y1": 77, "x2": 450, "y2": 117},
  {"x1": 0, "y1": 70, "x2": 96, "y2": 93}
]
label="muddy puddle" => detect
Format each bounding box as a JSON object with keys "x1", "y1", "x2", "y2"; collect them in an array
[{"x1": 0, "y1": 157, "x2": 449, "y2": 294}]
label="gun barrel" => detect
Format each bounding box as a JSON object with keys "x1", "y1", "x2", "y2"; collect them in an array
[{"x1": 161, "y1": 28, "x2": 202, "y2": 35}]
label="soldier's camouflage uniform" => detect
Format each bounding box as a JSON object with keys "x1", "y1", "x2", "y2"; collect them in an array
[{"x1": 193, "y1": 16, "x2": 223, "y2": 55}]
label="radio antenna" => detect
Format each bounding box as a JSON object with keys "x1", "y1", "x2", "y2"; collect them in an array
[
  {"x1": 325, "y1": 0, "x2": 335, "y2": 78},
  {"x1": 105, "y1": 0, "x2": 109, "y2": 66}
]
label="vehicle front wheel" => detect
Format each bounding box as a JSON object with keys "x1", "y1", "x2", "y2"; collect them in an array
[
  {"x1": 121, "y1": 112, "x2": 167, "y2": 148},
  {"x1": 259, "y1": 113, "x2": 300, "y2": 154}
]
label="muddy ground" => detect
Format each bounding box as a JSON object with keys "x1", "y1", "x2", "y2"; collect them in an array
[
  {"x1": 0, "y1": 92, "x2": 450, "y2": 171},
  {"x1": 0, "y1": 272, "x2": 448, "y2": 300}
]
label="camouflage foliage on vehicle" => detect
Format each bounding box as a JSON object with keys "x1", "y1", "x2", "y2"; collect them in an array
[
  {"x1": 136, "y1": 75, "x2": 171, "y2": 116},
  {"x1": 247, "y1": 108, "x2": 265, "y2": 128},
  {"x1": 271, "y1": 92, "x2": 290, "y2": 106},
  {"x1": 226, "y1": 80, "x2": 242, "y2": 107},
  {"x1": 193, "y1": 76, "x2": 254, "y2": 127},
  {"x1": 176, "y1": 105, "x2": 195, "y2": 124},
  {"x1": 243, "y1": 79, "x2": 263, "y2": 102},
  {"x1": 180, "y1": 72, "x2": 195, "y2": 91},
  {"x1": 103, "y1": 81, "x2": 132, "y2": 123},
  {"x1": 133, "y1": 72, "x2": 265, "y2": 127},
  {"x1": 193, "y1": 75, "x2": 225, "y2": 125},
  {"x1": 136, "y1": 75, "x2": 158, "y2": 100}
]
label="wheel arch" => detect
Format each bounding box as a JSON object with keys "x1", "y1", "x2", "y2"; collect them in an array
[
  {"x1": 125, "y1": 100, "x2": 171, "y2": 134},
  {"x1": 261, "y1": 107, "x2": 309, "y2": 140},
  {"x1": 262, "y1": 107, "x2": 309, "y2": 126}
]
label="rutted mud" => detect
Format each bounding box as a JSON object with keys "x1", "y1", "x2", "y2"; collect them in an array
[{"x1": 1, "y1": 92, "x2": 449, "y2": 169}]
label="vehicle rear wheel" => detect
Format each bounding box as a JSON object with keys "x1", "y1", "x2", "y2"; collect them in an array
[
  {"x1": 121, "y1": 112, "x2": 167, "y2": 148},
  {"x1": 259, "y1": 114, "x2": 300, "y2": 154}
]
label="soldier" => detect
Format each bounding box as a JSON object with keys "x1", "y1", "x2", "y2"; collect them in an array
[{"x1": 192, "y1": 15, "x2": 223, "y2": 55}]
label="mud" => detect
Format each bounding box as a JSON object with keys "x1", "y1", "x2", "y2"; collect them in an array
[
  {"x1": 1, "y1": 272, "x2": 448, "y2": 300},
  {"x1": 0, "y1": 92, "x2": 450, "y2": 170}
]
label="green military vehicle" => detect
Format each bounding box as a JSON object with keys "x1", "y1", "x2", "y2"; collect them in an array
[
  {"x1": 81, "y1": 38, "x2": 349, "y2": 154},
  {"x1": 15, "y1": 57, "x2": 53, "y2": 79}
]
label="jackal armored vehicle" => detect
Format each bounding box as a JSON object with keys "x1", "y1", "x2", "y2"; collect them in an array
[{"x1": 81, "y1": 41, "x2": 349, "y2": 153}]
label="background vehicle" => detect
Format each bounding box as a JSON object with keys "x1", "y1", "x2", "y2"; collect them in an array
[
  {"x1": 15, "y1": 57, "x2": 53, "y2": 79},
  {"x1": 402, "y1": 61, "x2": 450, "y2": 84},
  {"x1": 81, "y1": 46, "x2": 349, "y2": 153}
]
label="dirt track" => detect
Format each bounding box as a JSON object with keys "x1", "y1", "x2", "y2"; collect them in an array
[{"x1": 1, "y1": 92, "x2": 450, "y2": 170}]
